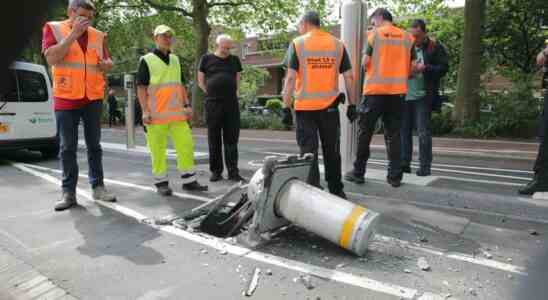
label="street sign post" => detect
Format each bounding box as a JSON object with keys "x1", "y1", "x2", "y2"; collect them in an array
[
  {"x1": 339, "y1": 0, "x2": 368, "y2": 173},
  {"x1": 124, "y1": 73, "x2": 136, "y2": 149}
]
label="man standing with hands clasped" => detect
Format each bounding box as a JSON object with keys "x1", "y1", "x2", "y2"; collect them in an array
[
  {"x1": 282, "y1": 11, "x2": 357, "y2": 199},
  {"x1": 137, "y1": 25, "x2": 208, "y2": 196},
  {"x1": 43, "y1": 0, "x2": 116, "y2": 211}
]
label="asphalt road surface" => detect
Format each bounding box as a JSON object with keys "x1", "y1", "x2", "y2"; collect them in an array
[{"x1": 0, "y1": 127, "x2": 547, "y2": 300}]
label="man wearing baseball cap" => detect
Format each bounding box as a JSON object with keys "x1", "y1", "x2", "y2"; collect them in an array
[{"x1": 136, "y1": 25, "x2": 208, "y2": 196}]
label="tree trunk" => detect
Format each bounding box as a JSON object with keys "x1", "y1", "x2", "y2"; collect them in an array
[
  {"x1": 191, "y1": 0, "x2": 210, "y2": 126},
  {"x1": 453, "y1": 0, "x2": 486, "y2": 126}
]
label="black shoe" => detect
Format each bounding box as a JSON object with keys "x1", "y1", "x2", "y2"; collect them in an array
[
  {"x1": 228, "y1": 174, "x2": 247, "y2": 183},
  {"x1": 54, "y1": 192, "x2": 77, "y2": 211},
  {"x1": 387, "y1": 176, "x2": 402, "y2": 188},
  {"x1": 156, "y1": 185, "x2": 173, "y2": 196},
  {"x1": 402, "y1": 165, "x2": 412, "y2": 173},
  {"x1": 183, "y1": 181, "x2": 208, "y2": 192},
  {"x1": 518, "y1": 179, "x2": 548, "y2": 195},
  {"x1": 210, "y1": 173, "x2": 223, "y2": 182},
  {"x1": 344, "y1": 171, "x2": 365, "y2": 184},
  {"x1": 332, "y1": 190, "x2": 347, "y2": 199},
  {"x1": 416, "y1": 169, "x2": 431, "y2": 177}
]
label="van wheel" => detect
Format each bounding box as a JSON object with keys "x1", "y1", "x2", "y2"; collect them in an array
[{"x1": 40, "y1": 146, "x2": 59, "y2": 159}]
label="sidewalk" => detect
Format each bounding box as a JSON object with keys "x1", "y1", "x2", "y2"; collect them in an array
[{"x1": 105, "y1": 125, "x2": 539, "y2": 160}]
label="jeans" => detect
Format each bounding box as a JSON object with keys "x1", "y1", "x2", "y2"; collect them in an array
[
  {"x1": 55, "y1": 101, "x2": 104, "y2": 193},
  {"x1": 206, "y1": 99, "x2": 241, "y2": 177},
  {"x1": 400, "y1": 97, "x2": 433, "y2": 171},
  {"x1": 354, "y1": 95, "x2": 403, "y2": 179},
  {"x1": 295, "y1": 102, "x2": 343, "y2": 194},
  {"x1": 534, "y1": 89, "x2": 548, "y2": 181}
]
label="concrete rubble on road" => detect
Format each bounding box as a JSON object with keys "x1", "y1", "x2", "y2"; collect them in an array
[
  {"x1": 293, "y1": 275, "x2": 315, "y2": 290},
  {"x1": 243, "y1": 268, "x2": 261, "y2": 297},
  {"x1": 417, "y1": 257, "x2": 431, "y2": 271}
]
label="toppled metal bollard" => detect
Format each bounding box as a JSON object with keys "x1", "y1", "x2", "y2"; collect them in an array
[{"x1": 239, "y1": 155, "x2": 380, "y2": 256}]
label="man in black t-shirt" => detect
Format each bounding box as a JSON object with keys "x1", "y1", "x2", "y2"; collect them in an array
[{"x1": 198, "y1": 34, "x2": 245, "y2": 183}]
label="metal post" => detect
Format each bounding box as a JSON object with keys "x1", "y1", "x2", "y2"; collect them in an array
[
  {"x1": 340, "y1": 0, "x2": 368, "y2": 173},
  {"x1": 124, "y1": 73, "x2": 136, "y2": 149}
]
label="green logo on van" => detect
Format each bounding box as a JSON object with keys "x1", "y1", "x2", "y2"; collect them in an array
[{"x1": 29, "y1": 117, "x2": 53, "y2": 124}]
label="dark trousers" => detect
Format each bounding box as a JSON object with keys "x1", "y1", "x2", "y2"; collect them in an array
[
  {"x1": 206, "y1": 100, "x2": 240, "y2": 177},
  {"x1": 296, "y1": 104, "x2": 343, "y2": 194},
  {"x1": 354, "y1": 95, "x2": 403, "y2": 179},
  {"x1": 400, "y1": 97, "x2": 433, "y2": 170},
  {"x1": 108, "y1": 108, "x2": 121, "y2": 127},
  {"x1": 534, "y1": 90, "x2": 548, "y2": 181},
  {"x1": 55, "y1": 101, "x2": 104, "y2": 193}
]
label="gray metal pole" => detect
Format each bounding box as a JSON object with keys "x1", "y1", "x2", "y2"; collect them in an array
[
  {"x1": 124, "y1": 73, "x2": 136, "y2": 149},
  {"x1": 340, "y1": 0, "x2": 367, "y2": 173}
]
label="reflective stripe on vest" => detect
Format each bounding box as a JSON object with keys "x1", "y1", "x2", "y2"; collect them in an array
[
  {"x1": 143, "y1": 54, "x2": 189, "y2": 125},
  {"x1": 293, "y1": 31, "x2": 343, "y2": 111},
  {"x1": 364, "y1": 26, "x2": 413, "y2": 95},
  {"x1": 48, "y1": 21, "x2": 105, "y2": 100}
]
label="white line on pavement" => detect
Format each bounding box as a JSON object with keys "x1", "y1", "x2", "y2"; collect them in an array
[
  {"x1": 19, "y1": 163, "x2": 529, "y2": 278},
  {"x1": 11, "y1": 162, "x2": 421, "y2": 300},
  {"x1": 78, "y1": 141, "x2": 209, "y2": 159}
]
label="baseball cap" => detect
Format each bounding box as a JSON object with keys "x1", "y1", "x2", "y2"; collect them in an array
[{"x1": 153, "y1": 25, "x2": 175, "y2": 36}]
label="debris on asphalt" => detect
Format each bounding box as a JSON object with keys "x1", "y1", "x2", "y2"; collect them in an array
[
  {"x1": 172, "y1": 219, "x2": 188, "y2": 229},
  {"x1": 244, "y1": 268, "x2": 261, "y2": 297},
  {"x1": 507, "y1": 274, "x2": 513, "y2": 279},
  {"x1": 419, "y1": 237, "x2": 429, "y2": 243},
  {"x1": 482, "y1": 250, "x2": 493, "y2": 259},
  {"x1": 529, "y1": 229, "x2": 540, "y2": 236},
  {"x1": 417, "y1": 257, "x2": 431, "y2": 271},
  {"x1": 444, "y1": 293, "x2": 452, "y2": 299},
  {"x1": 218, "y1": 249, "x2": 228, "y2": 255},
  {"x1": 265, "y1": 269, "x2": 273, "y2": 276},
  {"x1": 469, "y1": 288, "x2": 478, "y2": 296},
  {"x1": 323, "y1": 256, "x2": 329, "y2": 261},
  {"x1": 294, "y1": 275, "x2": 315, "y2": 290},
  {"x1": 225, "y1": 237, "x2": 237, "y2": 244},
  {"x1": 200, "y1": 249, "x2": 208, "y2": 254},
  {"x1": 154, "y1": 215, "x2": 180, "y2": 226},
  {"x1": 442, "y1": 280, "x2": 450, "y2": 287},
  {"x1": 404, "y1": 268, "x2": 412, "y2": 274},
  {"x1": 507, "y1": 258, "x2": 513, "y2": 262},
  {"x1": 336, "y1": 263, "x2": 346, "y2": 269}
]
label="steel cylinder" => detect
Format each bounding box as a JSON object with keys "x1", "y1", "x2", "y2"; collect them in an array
[{"x1": 275, "y1": 179, "x2": 379, "y2": 256}]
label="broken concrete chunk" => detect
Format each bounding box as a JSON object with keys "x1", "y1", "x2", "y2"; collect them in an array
[
  {"x1": 404, "y1": 269, "x2": 412, "y2": 274},
  {"x1": 528, "y1": 229, "x2": 540, "y2": 236},
  {"x1": 200, "y1": 249, "x2": 208, "y2": 254},
  {"x1": 336, "y1": 263, "x2": 346, "y2": 269},
  {"x1": 218, "y1": 249, "x2": 228, "y2": 255},
  {"x1": 294, "y1": 275, "x2": 315, "y2": 290},
  {"x1": 482, "y1": 250, "x2": 493, "y2": 259},
  {"x1": 469, "y1": 288, "x2": 477, "y2": 296},
  {"x1": 417, "y1": 257, "x2": 431, "y2": 271},
  {"x1": 244, "y1": 268, "x2": 261, "y2": 297},
  {"x1": 265, "y1": 269, "x2": 273, "y2": 276}
]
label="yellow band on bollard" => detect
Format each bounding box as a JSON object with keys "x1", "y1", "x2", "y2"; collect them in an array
[{"x1": 339, "y1": 206, "x2": 366, "y2": 248}]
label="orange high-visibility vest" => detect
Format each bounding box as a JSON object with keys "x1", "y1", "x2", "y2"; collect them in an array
[
  {"x1": 363, "y1": 25, "x2": 414, "y2": 96},
  {"x1": 293, "y1": 30, "x2": 344, "y2": 111},
  {"x1": 142, "y1": 53, "x2": 190, "y2": 125},
  {"x1": 48, "y1": 21, "x2": 106, "y2": 100}
]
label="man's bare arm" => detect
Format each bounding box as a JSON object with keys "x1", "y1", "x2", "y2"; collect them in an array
[
  {"x1": 282, "y1": 69, "x2": 297, "y2": 109},
  {"x1": 342, "y1": 70, "x2": 356, "y2": 105}
]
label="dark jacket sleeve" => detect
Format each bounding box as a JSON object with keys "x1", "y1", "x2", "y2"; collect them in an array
[{"x1": 425, "y1": 41, "x2": 449, "y2": 79}]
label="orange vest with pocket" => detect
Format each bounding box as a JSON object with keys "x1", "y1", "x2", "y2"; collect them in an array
[
  {"x1": 363, "y1": 25, "x2": 414, "y2": 96},
  {"x1": 293, "y1": 30, "x2": 344, "y2": 111},
  {"x1": 48, "y1": 21, "x2": 106, "y2": 100}
]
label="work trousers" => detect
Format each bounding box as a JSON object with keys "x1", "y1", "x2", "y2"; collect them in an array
[
  {"x1": 354, "y1": 95, "x2": 403, "y2": 179},
  {"x1": 205, "y1": 100, "x2": 240, "y2": 177},
  {"x1": 400, "y1": 97, "x2": 433, "y2": 171},
  {"x1": 295, "y1": 103, "x2": 343, "y2": 194},
  {"x1": 55, "y1": 101, "x2": 104, "y2": 193},
  {"x1": 534, "y1": 89, "x2": 548, "y2": 181},
  {"x1": 145, "y1": 121, "x2": 196, "y2": 185}
]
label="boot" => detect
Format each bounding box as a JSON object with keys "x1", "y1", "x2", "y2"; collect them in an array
[
  {"x1": 210, "y1": 173, "x2": 223, "y2": 182},
  {"x1": 518, "y1": 178, "x2": 548, "y2": 195},
  {"x1": 344, "y1": 170, "x2": 365, "y2": 184},
  {"x1": 54, "y1": 192, "x2": 77, "y2": 211},
  {"x1": 228, "y1": 173, "x2": 247, "y2": 183},
  {"x1": 183, "y1": 181, "x2": 208, "y2": 192},
  {"x1": 92, "y1": 185, "x2": 117, "y2": 202},
  {"x1": 402, "y1": 165, "x2": 412, "y2": 173},
  {"x1": 155, "y1": 182, "x2": 173, "y2": 196}
]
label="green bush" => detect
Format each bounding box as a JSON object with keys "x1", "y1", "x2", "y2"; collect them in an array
[
  {"x1": 240, "y1": 111, "x2": 289, "y2": 131},
  {"x1": 265, "y1": 98, "x2": 283, "y2": 113},
  {"x1": 431, "y1": 107, "x2": 455, "y2": 136}
]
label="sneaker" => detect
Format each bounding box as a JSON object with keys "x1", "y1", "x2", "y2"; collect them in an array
[
  {"x1": 54, "y1": 192, "x2": 77, "y2": 211},
  {"x1": 92, "y1": 185, "x2": 117, "y2": 202},
  {"x1": 402, "y1": 165, "x2": 412, "y2": 173},
  {"x1": 344, "y1": 170, "x2": 365, "y2": 184},
  {"x1": 387, "y1": 176, "x2": 402, "y2": 188},
  {"x1": 228, "y1": 174, "x2": 247, "y2": 183},
  {"x1": 156, "y1": 184, "x2": 173, "y2": 196},
  {"x1": 416, "y1": 169, "x2": 431, "y2": 177},
  {"x1": 210, "y1": 173, "x2": 223, "y2": 182},
  {"x1": 518, "y1": 179, "x2": 548, "y2": 196},
  {"x1": 183, "y1": 181, "x2": 208, "y2": 192}
]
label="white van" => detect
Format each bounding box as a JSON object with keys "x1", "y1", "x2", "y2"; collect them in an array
[{"x1": 0, "y1": 61, "x2": 58, "y2": 158}]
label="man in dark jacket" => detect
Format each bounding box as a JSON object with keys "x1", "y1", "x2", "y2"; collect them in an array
[
  {"x1": 400, "y1": 19, "x2": 448, "y2": 176},
  {"x1": 519, "y1": 43, "x2": 548, "y2": 195}
]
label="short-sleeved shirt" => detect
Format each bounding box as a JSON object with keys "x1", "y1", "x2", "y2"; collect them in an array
[
  {"x1": 284, "y1": 42, "x2": 352, "y2": 74},
  {"x1": 41, "y1": 23, "x2": 111, "y2": 111},
  {"x1": 136, "y1": 49, "x2": 186, "y2": 86},
  {"x1": 198, "y1": 54, "x2": 242, "y2": 101}
]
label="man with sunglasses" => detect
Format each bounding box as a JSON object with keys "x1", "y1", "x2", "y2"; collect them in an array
[
  {"x1": 136, "y1": 25, "x2": 208, "y2": 196},
  {"x1": 43, "y1": 0, "x2": 116, "y2": 211}
]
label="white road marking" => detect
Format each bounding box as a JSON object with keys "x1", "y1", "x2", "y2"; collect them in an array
[
  {"x1": 19, "y1": 163, "x2": 530, "y2": 277},
  {"x1": 78, "y1": 141, "x2": 209, "y2": 159},
  {"x1": 11, "y1": 162, "x2": 423, "y2": 300}
]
